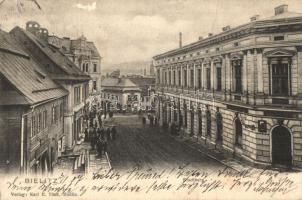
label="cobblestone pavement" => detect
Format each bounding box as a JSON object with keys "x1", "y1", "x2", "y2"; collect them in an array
[{"x1": 107, "y1": 113, "x2": 235, "y2": 172}]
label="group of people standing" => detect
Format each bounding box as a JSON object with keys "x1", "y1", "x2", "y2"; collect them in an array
[
  {"x1": 142, "y1": 113, "x2": 158, "y2": 126},
  {"x1": 83, "y1": 109, "x2": 117, "y2": 158}
]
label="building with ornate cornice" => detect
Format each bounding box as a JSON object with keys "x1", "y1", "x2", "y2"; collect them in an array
[{"x1": 153, "y1": 5, "x2": 302, "y2": 169}]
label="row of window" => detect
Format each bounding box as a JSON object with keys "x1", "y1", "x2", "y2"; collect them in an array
[
  {"x1": 158, "y1": 57, "x2": 291, "y2": 96},
  {"x1": 31, "y1": 103, "x2": 64, "y2": 137},
  {"x1": 102, "y1": 93, "x2": 119, "y2": 101},
  {"x1": 81, "y1": 62, "x2": 98, "y2": 73}
]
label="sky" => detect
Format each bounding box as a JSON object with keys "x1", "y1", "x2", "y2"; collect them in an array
[{"x1": 0, "y1": 0, "x2": 302, "y2": 68}]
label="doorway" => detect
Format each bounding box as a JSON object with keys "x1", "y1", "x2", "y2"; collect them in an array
[{"x1": 272, "y1": 126, "x2": 292, "y2": 167}]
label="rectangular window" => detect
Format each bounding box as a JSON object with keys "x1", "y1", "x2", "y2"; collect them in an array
[
  {"x1": 93, "y1": 63, "x2": 97, "y2": 72},
  {"x1": 190, "y1": 69, "x2": 194, "y2": 87},
  {"x1": 216, "y1": 67, "x2": 222, "y2": 91},
  {"x1": 52, "y1": 107, "x2": 55, "y2": 124},
  {"x1": 169, "y1": 71, "x2": 171, "y2": 85},
  {"x1": 272, "y1": 62, "x2": 289, "y2": 96},
  {"x1": 37, "y1": 112, "x2": 42, "y2": 133},
  {"x1": 74, "y1": 86, "x2": 81, "y2": 105},
  {"x1": 31, "y1": 116, "x2": 36, "y2": 137},
  {"x1": 165, "y1": 71, "x2": 167, "y2": 85},
  {"x1": 198, "y1": 69, "x2": 202, "y2": 89},
  {"x1": 274, "y1": 35, "x2": 284, "y2": 41},
  {"x1": 233, "y1": 60, "x2": 242, "y2": 93},
  {"x1": 157, "y1": 69, "x2": 160, "y2": 84},
  {"x1": 184, "y1": 70, "x2": 187, "y2": 87},
  {"x1": 173, "y1": 70, "x2": 176, "y2": 85},
  {"x1": 43, "y1": 110, "x2": 47, "y2": 129},
  {"x1": 178, "y1": 70, "x2": 181, "y2": 86},
  {"x1": 206, "y1": 68, "x2": 211, "y2": 90}
]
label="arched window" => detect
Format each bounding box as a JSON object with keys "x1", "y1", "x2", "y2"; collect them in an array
[
  {"x1": 206, "y1": 108, "x2": 211, "y2": 137},
  {"x1": 216, "y1": 111, "x2": 223, "y2": 143},
  {"x1": 82, "y1": 63, "x2": 85, "y2": 71},
  {"x1": 235, "y1": 118, "x2": 242, "y2": 147}
]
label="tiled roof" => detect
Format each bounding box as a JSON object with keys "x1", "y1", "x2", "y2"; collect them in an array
[
  {"x1": 0, "y1": 30, "x2": 68, "y2": 105},
  {"x1": 128, "y1": 77, "x2": 155, "y2": 87},
  {"x1": 10, "y1": 27, "x2": 90, "y2": 80}
]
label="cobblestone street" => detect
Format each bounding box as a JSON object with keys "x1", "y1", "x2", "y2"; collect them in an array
[{"x1": 107, "y1": 114, "x2": 233, "y2": 172}]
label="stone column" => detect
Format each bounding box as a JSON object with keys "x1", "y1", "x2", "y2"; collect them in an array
[{"x1": 193, "y1": 63, "x2": 196, "y2": 88}]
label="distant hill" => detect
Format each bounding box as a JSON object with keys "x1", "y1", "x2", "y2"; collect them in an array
[{"x1": 102, "y1": 60, "x2": 151, "y2": 75}]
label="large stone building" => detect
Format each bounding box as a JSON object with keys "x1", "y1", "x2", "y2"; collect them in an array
[
  {"x1": 153, "y1": 5, "x2": 302, "y2": 168},
  {"x1": 0, "y1": 30, "x2": 68, "y2": 174},
  {"x1": 48, "y1": 34, "x2": 101, "y2": 94},
  {"x1": 10, "y1": 21, "x2": 91, "y2": 150}
]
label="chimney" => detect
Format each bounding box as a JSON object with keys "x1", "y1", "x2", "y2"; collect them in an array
[
  {"x1": 275, "y1": 4, "x2": 288, "y2": 15},
  {"x1": 222, "y1": 26, "x2": 230, "y2": 32},
  {"x1": 38, "y1": 28, "x2": 49, "y2": 41},
  {"x1": 198, "y1": 36, "x2": 203, "y2": 40},
  {"x1": 179, "y1": 32, "x2": 182, "y2": 48},
  {"x1": 250, "y1": 15, "x2": 260, "y2": 22},
  {"x1": 208, "y1": 33, "x2": 213, "y2": 37},
  {"x1": 26, "y1": 21, "x2": 40, "y2": 36}
]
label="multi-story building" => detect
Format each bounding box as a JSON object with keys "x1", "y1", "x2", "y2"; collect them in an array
[
  {"x1": 48, "y1": 34, "x2": 102, "y2": 94},
  {"x1": 10, "y1": 21, "x2": 91, "y2": 150},
  {"x1": 153, "y1": 5, "x2": 302, "y2": 168},
  {"x1": 0, "y1": 30, "x2": 68, "y2": 174}
]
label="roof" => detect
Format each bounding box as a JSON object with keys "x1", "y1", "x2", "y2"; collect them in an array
[
  {"x1": 128, "y1": 77, "x2": 155, "y2": 87},
  {"x1": 153, "y1": 10, "x2": 302, "y2": 59},
  {"x1": 101, "y1": 77, "x2": 141, "y2": 91},
  {"x1": 0, "y1": 30, "x2": 68, "y2": 105},
  {"x1": 10, "y1": 27, "x2": 90, "y2": 80}
]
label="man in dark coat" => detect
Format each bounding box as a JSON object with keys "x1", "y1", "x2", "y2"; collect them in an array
[
  {"x1": 150, "y1": 115, "x2": 154, "y2": 126},
  {"x1": 84, "y1": 128, "x2": 88, "y2": 142},
  {"x1": 142, "y1": 116, "x2": 146, "y2": 125},
  {"x1": 90, "y1": 129, "x2": 96, "y2": 150},
  {"x1": 97, "y1": 138, "x2": 103, "y2": 157},
  {"x1": 105, "y1": 128, "x2": 110, "y2": 141},
  {"x1": 111, "y1": 126, "x2": 117, "y2": 140}
]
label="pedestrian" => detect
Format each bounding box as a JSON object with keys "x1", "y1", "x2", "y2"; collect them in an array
[
  {"x1": 142, "y1": 116, "x2": 146, "y2": 125},
  {"x1": 170, "y1": 122, "x2": 175, "y2": 135},
  {"x1": 106, "y1": 128, "x2": 110, "y2": 140},
  {"x1": 103, "y1": 139, "x2": 108, "y2": 154},
  {"x1": 150, "y1": 115, "x2": 154, "y2": 126},
  {"x1": 84, "y1": 128, "x2": 88, "y2": 142},
  {"x1": 90, "y1": 129, "x2": 96, "y2": 150},
  {"x1": 97, "y1": 127, "x2": 101, "y2": 139},
  {"x1": 97, "y1": 138, "x2": 103, "y2": 157},
  {"x1": 111, "y1": 126, "x2": 117, "y2": 140},
  {"x1": 100, "y1": 128, "x2": 105, "y2": 140},
  {"x1": 154, "y1": 117, "x2": 158, "y2": 125}
]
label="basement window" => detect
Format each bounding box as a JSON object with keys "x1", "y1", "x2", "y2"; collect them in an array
[{"x1": 274, "y1": 35, "x2": 284, "y2": 41}]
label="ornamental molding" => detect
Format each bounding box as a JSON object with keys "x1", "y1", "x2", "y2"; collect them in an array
[{"x1": 263, "y1": 48, "x2": 296, "y2": 57}]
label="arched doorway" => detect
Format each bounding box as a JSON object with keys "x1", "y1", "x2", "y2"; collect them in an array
[
  {"x1": 216, "y1": 111, "x2": 223, "y2": 144},
  {"x1": 272, "y1": 126, "x2": 292, "y2": 167}
]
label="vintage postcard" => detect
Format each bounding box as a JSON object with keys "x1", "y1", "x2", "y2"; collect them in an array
[{"x1": 0, "y1": 0, "x2": 302, "y2": 199}]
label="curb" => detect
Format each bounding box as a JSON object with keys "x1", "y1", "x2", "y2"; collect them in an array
[{"x1": 167, "y1": 133, "x2": 242, "y2": 172}]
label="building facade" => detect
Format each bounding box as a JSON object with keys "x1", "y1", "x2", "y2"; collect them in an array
[
  {"x1": 153, "y1": 5, "x2": 302, "y2": 168},
  {"x1": 11, "y1": 21, "x2": 91, "y2": 150},
  {"x1": 48, "y1": 34, "x2": 102, "y2": 94},
  {"x1": 0, "y1": 30, "x2": 68, "y2": 174}
]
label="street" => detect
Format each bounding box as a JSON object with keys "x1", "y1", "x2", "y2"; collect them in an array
[{"x1": 108, "y1": 114, "x2": 231, "y2": 172}]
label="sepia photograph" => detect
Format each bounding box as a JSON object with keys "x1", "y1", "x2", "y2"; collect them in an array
[{"x1": 0, "y1": 0, "x2": 302, "y2": 199}]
